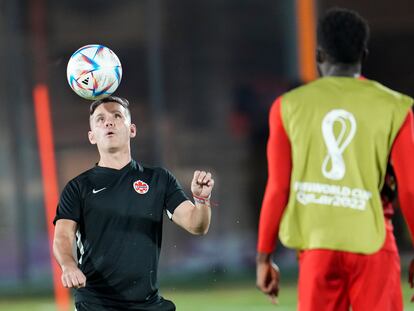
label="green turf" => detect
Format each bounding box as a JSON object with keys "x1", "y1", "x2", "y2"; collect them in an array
[
  {"x1": 167, "y1": 280, "x2": 414, "y2": 311},
  {"x1": 164, "y1": 284, "x2": 297, "y2": 311},
  {"x1": 1, "y1": 280, "x2": 414, "y2": 311}
]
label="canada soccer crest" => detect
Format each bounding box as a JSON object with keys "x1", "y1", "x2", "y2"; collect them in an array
[{"x1": 133, "y1": 180, "x2": 149, "y2": 194}]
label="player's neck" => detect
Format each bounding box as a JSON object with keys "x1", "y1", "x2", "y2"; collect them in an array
[
  {"x1": 98, "y1": 149, "x2": 132, "y2": 170},
  {"x1": 320, "y1": 62, "x2": 361, "y2": 78}
]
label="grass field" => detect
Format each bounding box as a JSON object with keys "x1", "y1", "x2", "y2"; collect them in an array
[{"x1": 1, "y1": 279, "x2": 414, "y2": 311}]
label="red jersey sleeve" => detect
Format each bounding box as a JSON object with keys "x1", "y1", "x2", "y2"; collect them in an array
[
  {"x1": 257, "y1": 97, "x2": 292, "y2": 254},
  {"x1": 391, "y1": 109, "x2": 414, "y2": 243}
]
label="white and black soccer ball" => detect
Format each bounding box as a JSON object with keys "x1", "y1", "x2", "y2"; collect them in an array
[{"x1": 67, "y1": 44, "x2": 122, "y2": 100}]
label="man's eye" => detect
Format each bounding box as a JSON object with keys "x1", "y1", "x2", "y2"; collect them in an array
[
  {"x1": 115, "y1": 114, "x2": 122, "y2": 118},
  {"x1": 97, "y1": 117, "x2": 104, "y2": 122}
]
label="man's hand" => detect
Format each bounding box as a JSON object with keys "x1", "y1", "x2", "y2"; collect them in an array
[
  {"x1": 409, "y1": 257, "x2": 414, "y2": 302},
  {"x1": 191, "y1": 170, "x2": 214, "y2": 199},
  {"x1": 256, "y1": 253, "x2": 280, "y2": 304},
  {"x1": 61, "y1": 264, "x2": 86, "y2": 289}
]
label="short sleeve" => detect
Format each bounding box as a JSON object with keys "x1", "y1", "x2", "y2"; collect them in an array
[
  {"x1": 53, "y1": 180, "x2": 82, "y2": 225},
  {"x1": 164, "y1": 169, "x2": 189, "y2": 218}
]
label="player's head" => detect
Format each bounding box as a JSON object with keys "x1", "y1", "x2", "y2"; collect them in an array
[
  {"x1": 317, "y1": 8, "x2": 369, "y2": 67},
  {"x1": 88, "y1": 96, "x2": 136, "y2": 153},
  {"x1": 90, "y1": 96, "x2": 132, "y2": 123}
]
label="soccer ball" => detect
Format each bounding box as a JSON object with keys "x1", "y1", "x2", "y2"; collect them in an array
[{"x1": 66, "y1": 44, "x2": 122, "y2": 100}]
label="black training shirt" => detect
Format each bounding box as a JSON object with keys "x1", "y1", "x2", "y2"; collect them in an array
[{"x1": 53, "y1": 160, "x2": 188, "y2": 308}]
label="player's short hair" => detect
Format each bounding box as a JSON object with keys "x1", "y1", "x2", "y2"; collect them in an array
[
  {"x1": 89, "y1": 96, "x2": 131, "y2": 121},
  {"x1": 317, "y1": 8, "x2": 370, "y2": 64}
]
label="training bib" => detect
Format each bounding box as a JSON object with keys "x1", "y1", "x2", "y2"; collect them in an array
[{"x1": 278, "y1": 77, "x2": 412, "y2": 254}]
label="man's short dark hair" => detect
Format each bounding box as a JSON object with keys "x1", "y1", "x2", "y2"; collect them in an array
[
  {"x1": 90, "y1": 96, "x2": 130, "y2": 115},
  {"x1": 317, "y1": 8, "x2": 370, "y2": 64}
]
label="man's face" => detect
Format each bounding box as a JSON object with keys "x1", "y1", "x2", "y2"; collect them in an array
[{"x1": 88, "y1": 102, "x2": 136, "y2": 153}]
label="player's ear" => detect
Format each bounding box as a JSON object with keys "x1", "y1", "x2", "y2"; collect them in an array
[
  {"x1": 316, "y1": 48, "x2": 325, "y2": 64},
  {"x1": 130, "y1": 124, "x2": 137, "y2": 138},
  {"x1": 88, "y1": 131, "x2": 97, "y2": 145},
  {"x1": 362, "y1": 48, "x2": 369, "y2": 61}
]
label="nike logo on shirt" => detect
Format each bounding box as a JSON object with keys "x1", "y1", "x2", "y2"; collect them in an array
[{"x1": 92, "y1": 187, "x2": 107, "y2": 194}]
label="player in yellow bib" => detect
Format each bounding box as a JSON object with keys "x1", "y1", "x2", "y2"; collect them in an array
[{"x1": 256, "y1": 8, "x2": 414, "y2": 311}]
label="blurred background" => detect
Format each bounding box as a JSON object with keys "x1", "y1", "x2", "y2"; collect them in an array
[{"x1": 1, "y1": 0, "x2": 414, "y2": 310}]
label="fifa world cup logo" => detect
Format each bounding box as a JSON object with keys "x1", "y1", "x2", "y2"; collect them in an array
[{"x1": 321, "y1": 109, "x2": 357, "y2": 180}]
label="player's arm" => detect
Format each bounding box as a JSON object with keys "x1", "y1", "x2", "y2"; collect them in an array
[
  {"x1": 392, "y1": 110, "x2": 414, "y2": 238},
  {"x1": 256, "y1": 97, "x2": 292, "y2": 303},
  {"x1": 53, "y1": 219, "x2": 86, "y2": 288},
  {"x1": 391, "y1": 109, "x2": 414, "y2": 297},
  {"x1": 172, "y1": 171, "x2": 214, "y2": 235}
]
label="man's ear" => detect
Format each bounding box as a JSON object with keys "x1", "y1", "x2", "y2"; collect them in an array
[
  {"x1": 130, "y1": 124, "x2": 137, "y2": 138},
  {"x1": 88, "y1": 131, "x2": 96, "y2": 145},
  {"x1": 316, "y1": 48, "x2": 325, "y2": 64},
  {"x1": 362, "y1": 48, "x2": 369, "y2": 61}
]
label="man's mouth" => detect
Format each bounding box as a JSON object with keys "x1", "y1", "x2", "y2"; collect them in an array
[{"x1": 106, "y1": 131, "x2": 115, "y2": 136}]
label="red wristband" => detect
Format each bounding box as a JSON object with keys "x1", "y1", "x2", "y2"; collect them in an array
[{"x1": 193, "y1": 194, "x2": 211, "y2": 204}]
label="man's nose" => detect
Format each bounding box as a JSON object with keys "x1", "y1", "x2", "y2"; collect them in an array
[{"x1": 105, "y1": 118, "x2": 114, "y2": 127}]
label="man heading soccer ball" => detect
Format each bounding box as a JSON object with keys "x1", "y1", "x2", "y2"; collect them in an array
[{"x1": 53, "y1": 96, "x2": 214, "y2": 311}]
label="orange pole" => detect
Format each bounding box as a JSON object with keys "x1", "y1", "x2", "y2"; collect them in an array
[
  {"x1": 296, "y1": 0, "x2": 318, "y2": 82},
  {"x1": 33, "y1": 85, "x2": 70, "y2": 311},
  {"x1": 29, "y1": 0, "x2": 70, "y2": 307}
]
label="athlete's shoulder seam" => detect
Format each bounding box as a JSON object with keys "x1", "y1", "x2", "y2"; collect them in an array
[
  {"x1": 137, "y1": 164, "x2": 171, "y2": 177},
  {"x1": 283, "y1": 79, "x2": 322, "y2": 99},
  {"x1": 66, "y1": 167, "x2": 96, "y2": 188},
  {"x1": 138, "y1": 163, "x2": 158, "y2": 171},
  {"x1": 75, "y1": 167, "x2": 96, "y2": 179},
  {"x1": 368, "y1": 80, "x2": 412, "y2": 102}
]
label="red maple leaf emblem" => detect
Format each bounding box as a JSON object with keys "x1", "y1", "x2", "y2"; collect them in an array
[{"x1": 133, "y1": 180, "x2": 149, "y2": 194}]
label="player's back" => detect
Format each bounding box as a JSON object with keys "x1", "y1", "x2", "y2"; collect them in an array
[{"x1": 278, "y1": 77, "x2": 412, "y2": 253}]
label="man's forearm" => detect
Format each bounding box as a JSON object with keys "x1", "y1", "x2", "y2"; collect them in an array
[
  {"x1": 53, "y1": 236, "x2": 78, "y2": 271},
  {"x1": 189, "y1": 198, "x2": 211, "y2": 235}
]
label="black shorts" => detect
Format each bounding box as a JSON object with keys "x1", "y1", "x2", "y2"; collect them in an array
[{"x1": 75, "y1": 299, "x2": 176, "y2": 311}]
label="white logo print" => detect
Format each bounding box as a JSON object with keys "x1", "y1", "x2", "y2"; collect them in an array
[
  {"x1": 321, "y1": 109, "x2": 356, "y2": 180},
  {"x1": 92, "y1": 187, "x2": 106, "y2": 194}
]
